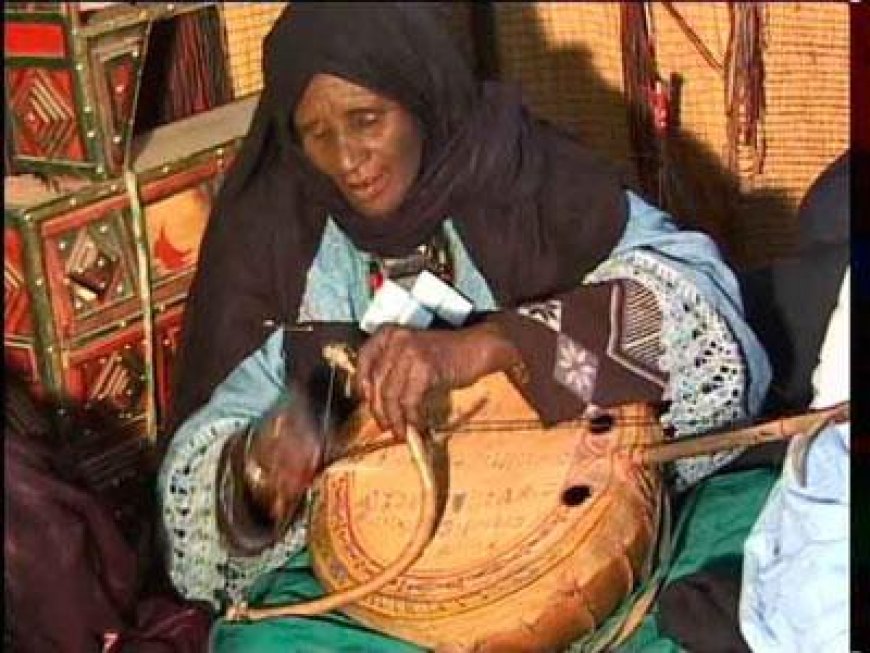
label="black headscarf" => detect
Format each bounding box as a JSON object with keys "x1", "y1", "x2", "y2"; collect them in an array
[{"x1": 169, "y1": 2, "x2": 629, "y2": 430}]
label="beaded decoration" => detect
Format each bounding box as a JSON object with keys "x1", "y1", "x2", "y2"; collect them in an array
[{"x1": 368, "y1": 228, "x2": 454, "y2": 296}]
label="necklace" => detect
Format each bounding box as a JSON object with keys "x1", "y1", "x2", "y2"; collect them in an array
[{"x1": 368, "y1": 228, "x2": 454, "y2": 296}]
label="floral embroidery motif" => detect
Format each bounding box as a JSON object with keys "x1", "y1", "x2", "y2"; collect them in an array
[
  {"x1": 554, "y1": 333, "x2": 599, "y2": 403},
  {"x1": 517, "y1": 299, "x2": 563, "y2": 332}
]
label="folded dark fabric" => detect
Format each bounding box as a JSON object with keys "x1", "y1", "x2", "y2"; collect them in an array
[
  {"x1": 657, "y1": 566, "x2": 750, "y2": 653},
  {"x1": 4, "y1": 373, "x2": 211, "y2": 653}
]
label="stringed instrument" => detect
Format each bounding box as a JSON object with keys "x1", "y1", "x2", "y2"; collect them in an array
[{"x1": 228, "y1": 345, "x2": 848, "y2": 652}]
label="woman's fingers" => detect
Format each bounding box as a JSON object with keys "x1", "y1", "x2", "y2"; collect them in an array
[
  {"x1": 360, "y1": 327, "x2": 439, "y2": 438},
  {"x1": 369, "y1": 331, "x2": 413, "y2": 435},
  {"x1": 401, "y1": 360, "x2": 431, "y2": 434},
  {"x1": 355, "y1": 325, "x2": 395, "y2": 401},
  {"x1": 380, "y1": 353, "x2": 432, "y2": 440},
  {"x1": 380, "y1": 356, "x2": 410, "y2": 440}
]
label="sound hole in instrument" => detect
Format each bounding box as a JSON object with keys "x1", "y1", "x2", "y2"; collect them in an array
[{"x1": 561, "y1": 484, "x2": 592, "y2": 506}]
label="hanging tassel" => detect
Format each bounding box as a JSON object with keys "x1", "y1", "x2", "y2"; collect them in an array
[
  {"x1": 620, "y1": 2, "x2": 661, "y2": 204},
  {"x1": 724, "y1": 2, "x2": 767, "y2": 181}
]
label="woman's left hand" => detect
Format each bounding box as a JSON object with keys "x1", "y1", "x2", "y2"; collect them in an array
[{"x1": 355, "y1": 322, "x2": 521, "y2": 439}]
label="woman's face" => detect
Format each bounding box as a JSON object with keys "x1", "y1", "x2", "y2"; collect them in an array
[{"x1": 293, "y1": 73, "x2": 424, "y2": 219}]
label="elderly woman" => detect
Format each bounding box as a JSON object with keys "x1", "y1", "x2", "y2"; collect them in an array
[{"x1": 158, "y1": 3, "x2": 769, "y2": 650}]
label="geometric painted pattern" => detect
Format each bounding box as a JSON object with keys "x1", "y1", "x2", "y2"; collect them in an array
[
  {"x1": 7, "y1": 67, "x2": 84, "y2": 161},
  {"x1": 156, "y1": 320, "x2": 184, "y2": 424},
  {"x1": 4, "y1": 228, "x2": 32, "y2": 336},
  {"x1": 65, "y1": 227, "x2": 119, "y2": 302},
  {"x1": 105, "y1": 56, "x2": 136, "y2": 159},
  {"x1": 3, "y1": 227, "x2": 33, "y2": 336},
  {"x1": 517, "y1": 298, "x2": 563, "y2": 332},
  {"x1": 3, "y1": 260, "x2": 28, "y2": 333},
  {"x1": 4, "y1": 342, "x2": 39, "y2": 386},
  {"x1": 87, "y1": 349, "x2": 145, "y2": 415},
  {"x1": 55, "y1": 218, "x2": 132, "y2": 315}
]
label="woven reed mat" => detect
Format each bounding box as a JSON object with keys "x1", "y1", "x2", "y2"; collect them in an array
[
  {"x1": 492, "y1": 2, "x2": 847, "y2": 268},
  {"x1": 735, "y1": 2, "x2": 848, "y2": 265},
  {"x1": 493, "y1": 3, "x2": 632, "y2": 165},
  {"x1": 653, "y1": 2, "x2": 847, "y2": 266},
  {"x1": 220, "y1": 2, "x2": 288, "y2": 99}
]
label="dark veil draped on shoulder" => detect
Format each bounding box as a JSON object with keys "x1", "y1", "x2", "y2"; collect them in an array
[{"x1": 169, "y1": 2, "x2": 629, "y2": 431}]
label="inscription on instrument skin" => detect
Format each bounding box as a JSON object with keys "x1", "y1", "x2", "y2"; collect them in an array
[
  {"x1": 349, "y1": 481, "x2": 564, "y2": 540},
  {"x1": 482, "y1": 450, "x2": 572, "y2": 471}
]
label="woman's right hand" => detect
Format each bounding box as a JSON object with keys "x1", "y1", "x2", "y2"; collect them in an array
[{"x1": 242, "y1": 400, "x2": 324, "y2": 530}]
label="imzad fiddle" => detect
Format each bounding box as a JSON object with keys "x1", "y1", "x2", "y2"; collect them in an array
[{"x1": 227, "y1": 344, "x2": 848, "y2": 652}]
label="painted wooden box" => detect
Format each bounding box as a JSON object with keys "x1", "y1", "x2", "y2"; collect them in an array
[
  {"x1": 4, "y1": 96, "x2": 257, "y2": 442},
  {"x1": 4, "y1": 1, "x2": 225, "y2": 181}
]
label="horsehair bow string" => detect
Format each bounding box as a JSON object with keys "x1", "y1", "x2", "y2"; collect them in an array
[
  {"x1": 629, "y1": 401, "x2": 849, "y2": 466},
  {"x1": 320, "y1": 345, "x2": 848, "y2": 467},
  {"x1": 725, "y1": 1, "x2": 767, "y2": 179},
  {"x1": 660, "y1": 2, "x2": 724, "y2": 75}
]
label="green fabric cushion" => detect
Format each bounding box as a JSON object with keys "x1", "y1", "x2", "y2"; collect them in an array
[
  {"x1": 212, "y1": 468, "x2": 778, "y2": 653},
  {"x1": 213, "y1": 549, "x2": 422, "y2": 652}
]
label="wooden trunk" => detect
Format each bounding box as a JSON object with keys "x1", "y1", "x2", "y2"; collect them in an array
[
  {"x1": 4, "y1": 1, "x2": 225, "y2": 181},
  {"x1": 4, "y1": 97, "x2": 256, "y2": 445}
]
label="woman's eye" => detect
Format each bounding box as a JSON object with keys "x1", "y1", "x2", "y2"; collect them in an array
[{"x1": 353, "y1": 112, "x2": 381, "y2": 129}]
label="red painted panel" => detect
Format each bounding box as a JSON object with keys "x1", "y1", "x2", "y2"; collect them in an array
[
  {"x1": 4, "y1": 22, "x2": 66, "y2": 59},
  {"x1": 153, "y1": 306, "x2": 185, "y2": 427},
  {"x1": 4, "y1": 227, "x2": 33, "y2": 337},
  {"x1": 50, "y1": 69, "x2": 86, "y2": 161},
  {"x1": 7, "y1": 67, "x2": 86, "y2": 162},
  {"x1": 65, "y1": 332, "x2": 147, "y2": 411},
  {"x1": 4, "y1": 344, "x2": 40, "y2": 389}
]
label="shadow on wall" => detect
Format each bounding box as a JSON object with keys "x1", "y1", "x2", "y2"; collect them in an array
[{"x1": 473, "y1": 2, "x2": 796, "y2": 271}]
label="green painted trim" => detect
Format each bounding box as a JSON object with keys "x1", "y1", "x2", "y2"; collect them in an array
[
  {"x1": 74, "y1": 2, "x2": 215, "y2": 39},
  {"x1": 134, "y1": 138, "x2": 243, "y2": 185},
  {"x1": 8, "y1": 136, "x2": 243, "y2": 220},
  {"x1": 4, "y1": 12, "x2": 66, "y2": 23},
  {"x1": 57, "y1": 295, "x2": 188, "y2": 351},
  {"x1": 17, "y1": 219, "x2": 65, "y2": 399},
  {"x1": 61, "y1": 319, "x2": 136, "y2": 351},
  {"x1": 4, "y1": 57, "x2": 70, "y2": 69},
  {"x1": 4, "y1": 334, "x2": 36, "y2": 346},
  {"x1": 12, "y1": 157, "x2": 98, "y2": 172},
  {"x1": 89, "y1": 25, "x2": 149, "y2": 176},
  {"x1": 5, "y1": 178, "x2": 119, "y2": 221},
  {"x1": 121, "y1": 17, "x2": 159, "y2": 439},
  {"x1": 68, "y1": 20, "x2": 109, "y2": 177}
]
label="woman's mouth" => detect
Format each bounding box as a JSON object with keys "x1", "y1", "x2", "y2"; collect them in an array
[{"x1": 346, "y1": 173, "x2": 387, "y2": 203}]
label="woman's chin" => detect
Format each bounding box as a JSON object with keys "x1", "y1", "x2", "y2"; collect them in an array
[{"x1": 351, "y1": 198, "x2": 401, "y2": 221}]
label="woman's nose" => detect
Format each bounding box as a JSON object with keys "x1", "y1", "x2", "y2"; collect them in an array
[{"x1": 335, "y1": 133, "x2": 367, "y2": 174}]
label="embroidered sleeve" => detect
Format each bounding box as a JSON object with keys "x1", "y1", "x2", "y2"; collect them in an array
[
  {"x1": 158, "y1": 329, "x2": 307, "y2": 610},
  {"x1": 491, "y1": 280, "x2": 665, "y2": 425},
  {"x1": 492, "y1": 249, "x2": 750, "y2": 489},
  {"x1": 159, "y1": 416, "x2": 308, "y2": 610}
]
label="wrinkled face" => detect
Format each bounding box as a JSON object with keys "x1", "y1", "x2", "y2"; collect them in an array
[{"x1": 293, "y1": 73, "x2": 424, "y2": 219}]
